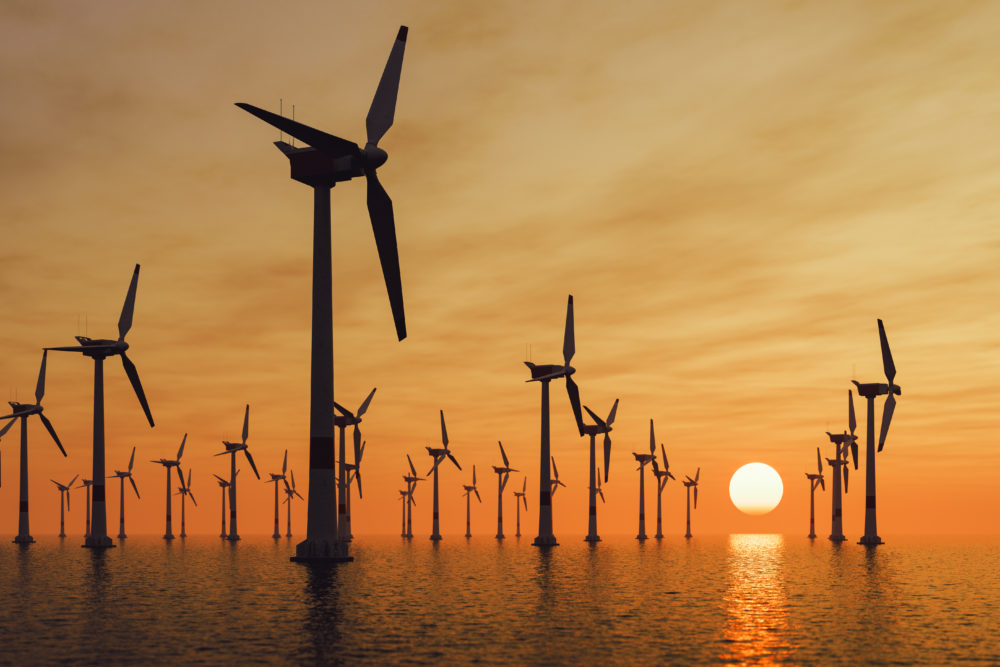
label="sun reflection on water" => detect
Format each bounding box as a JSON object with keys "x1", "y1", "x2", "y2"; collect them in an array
[{"x1": 720, "y1": 534, "x2": 798, "y2": 665}]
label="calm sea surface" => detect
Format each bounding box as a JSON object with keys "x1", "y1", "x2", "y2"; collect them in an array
[{"x1": 0, "y1": 534, "x2": 997, "y2": 665}]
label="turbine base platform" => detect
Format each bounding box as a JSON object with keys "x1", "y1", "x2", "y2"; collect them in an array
[
  {"x1": 12, "y1": 535, "x2": 34, "y2": 544},
  {"x1": 636, "y1": 534, "x2": 648, "y2": 541},
  {"x1": 83, "y1": 535, "x2": 115, "y2": 549},
  {"x1": 430, "y1": 535, "x2": 442, "y2": 541},
  {"x1": 291, "y1": 538, "x2": 352, "y2": 563},
  {"x1": 684, "y1": 533, "x2": 692, "y2": 539},
  {"x1": 496, "y1": 534, "x2": 505, "y2": 540},
  {"x1": 858, "y1": 535, "x2": 883, "y2": 546},
  {"x1": 654, "y1": 533, "x2": 663, "y2": 539},
  {"x1": 584, "y1": 535, "x2": 601, "y2": 543},
  {"x1": 225, "y1": 535, "x2": 241, "y2": 541},
  {"x1": 164, "y1": 534, "x2": 175, "y2": 540},
  {"x1": 828, "y1": 534, "x2": 847, "y2": 542},
  {"x1": 532, "y1": 535, "x2": 559, "y2": 547},
  {"x1": 807, "y1": 533, "x2": 816, "y2": 539},
  {"x1": 118, "y1": 534, "x2": 127, "y2": 539},
  {"x1": 464, "y1": 534, "x2": 471, "y2": 539}
]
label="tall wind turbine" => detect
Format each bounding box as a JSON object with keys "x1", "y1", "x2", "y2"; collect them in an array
[
  {"x1": 524, "y1": 295, "x2": 585, "y2": 547},
  {"x1": 852, "y1": 320, "x2": 901, "y2": 547},
  {"x1": 462, "y1": 465, "x2": 481, "y2": 538},
  {"x1": 334, "y1": 388, "x2": 375, "y2": 542},
  {"x1": 77, "y1": 478, "x2": 94, "y2": 538},
  {"x1": 402, "y1": 454, "x2": 423, "y2": 538},
  {"x1": 0, "y1": 351, "x2": 67, "y2": 544},
  {"x1": 236, "y1": 26, "x2": 409, "y2": 564},
  {"x1": 176, "y1": 469, "x2": 196, "y2": 538},
  {"x1": 683, "y1": 468, "x2": 700, "y2": 538},
  {"x1": 426, "y1": 411, "x2": 461, "y2": 541},
  {"x1": 650, "y1": 442, "x2": 675, "y2": 539},
  {"x1": 213, "y1": 473, "x2": 232, "y2": 538},
  {"x1": 51, "y1": 475, "x2": 77, "y2": 537},
  {"x1": 266, "y1": 450, "x2": 289, "y2": 539},
  {"x1": 491, "y1": 441, "x2": 517, "y2": 539},
  {"x1": 513, "y1": 478, "x2": 527, "y2": 538},
  {"x1": 580, "y1": 399, "x2": 618, "y2": 543},
  {"x1": 825, "y1": 391, "x2": 856, "y2": 542},
  {"x1": 805, "y1": 447, "x2": 825, "y2": 538},
  {"x1": 152, "y1": 434, "x2": 187, "y2": 540},
  {"x1": 283, "y1": 470, "x2": 304, "y2": 537},
  {"x1": 47, "y1": 265, "x2": 154, "y2": 548},
  {"x1": 633, "y1": 420, "x2": 657, "y2": 541},
  {"x1": 216, "y1": 405, "x2": 260, "y2": 541},
  {"x1": 109, "y1": 446, "x2": 139, "y2": 539}
]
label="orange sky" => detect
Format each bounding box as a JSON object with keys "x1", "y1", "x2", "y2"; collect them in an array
[{"x1": 1, "y1": 1, "x2": 998, "y2": 538}]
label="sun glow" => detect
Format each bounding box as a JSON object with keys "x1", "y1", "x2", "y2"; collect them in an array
[{"x1": 729, "y1": 463, "x2": 783, "y2": 515}]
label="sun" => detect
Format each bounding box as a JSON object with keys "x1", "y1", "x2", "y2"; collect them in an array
[{"x1": 729, "y1": 462, "x2": 783, "y2": 515}]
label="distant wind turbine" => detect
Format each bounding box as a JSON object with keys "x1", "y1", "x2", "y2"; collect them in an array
[
  {"x1": 51, "y1": 475, "x2": 78, "y2": 537},
  {"x1": 109, "y1": 446, "x2": 139, "y2": 539},
  {"x1": 176, "y1": 468, "x2": 196, "y2": 538},
  {"x1": 283, "y1": 470, "x2": 304, "y2": 537},
  {"x1": 632, "y1": 420, "x2": 657, "y2": 541},
  {"x1": 213, "y1": 473, "x2": 232, "y2": 538},
  {"x1": 236, "y1": 26, "x2": 409, "y2": 564},
  {"x1": 683, "y1": 468, "x2": 700, "y2": 538},
  {"x1": 215, "y1": 405, "x2": 261, "y2": 541},
  {"x1": 0, "y1": 350, "x2": 67, "y2": 544},
  {"x1": 402, "y1": 454, "x2": 423, "y2": 538},
  {"x1": 825, "y1": 390, "x2": 857, "y2": 542},
  {"x1": 491, "y1": 441, "x2": 517, "y2": 539},
  {"x1": 580, "y1": 399, "x2": 618, "y2": 543},
  {"x1": 266, "y1": 450, "x2": 289, "y2": 539},
  {"x1": 47, "y1": 264, "x2": 154, "y2": 548},
  {"x1": 650, "y1": 441, "x2": 675, "y2": 539},
  {"x1": 426, "y1": 411, "x2": 461, "y2": 541},
  {"x1": 334, "y1": 388, "x2": 375, "y2": 542},
  {"x1": 341, "y1": 441, "x2": 366, "y2": 542},
  {"x1": 524, "y1": 295, "x2": 585, "y2": 547},
  {"x1": 549, "y1": 456, "x2": 566, "y2": 500},
  {"x1": 462, "y1": 465, "x2": 481, "y2": 538},
  {"x1": 805, "y1": 447, "x2": 825, "y2": 539},
  {"x1": 513, "y1": 478, "x2": 527, "y2": 538},
  {"x1": 77, "y1": 478, "x2": 94, "y2": 538},
  {"x1": 152, "y1": 434, "x2": 187, "y2": 539}
]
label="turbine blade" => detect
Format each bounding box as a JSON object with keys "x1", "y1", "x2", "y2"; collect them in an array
[
  {"x1": 878, "y1": 392, "x2": 896, "y2": 452},
  {"x1": 128, "y1": 446, "x2": 136, "y2": 471},
  {"x1": 0, "y1": 418, "x2": 15, "y2": 438},
  {"x1": 282, "y1": 449, "x2": 287, "y2": 475},
  {"x1": 474, "y1": 488, "x2": 481, "y2": 503},
  {"x1": 583, "y1": 405, "x2": 606, "y2": 429},
  {"x1": 38, "y1": 413, "x2": 67, "y2": 457},
  {"x1": 819, "y1": 476, "x2": 825, "y2": 491},
  {"x1": 695, "y1": 467, "x2": 700, "y2": 483},
  {"x1": 439, "y1": 410, "x2": 448, "y2": 446},
  {"x1": 447, "y1": 453, "x2": 461, "y2": 471},
  {"x1": 366, "y1": 167, "x2": 406, "y2": 341},
  {"x1": 563, "y1": 295, "x2": 575, "y2": 366},
  {"x1": 120, "y1": 353, "x2": 154, "y2": 427},
  {"x1": 606, "y1": 398, "x2": 619, "y2": 426},
  {"x1": 407, "y1": 454, "x2": 417, "y2": 477},
  {"x1": 357, "y1": 387, "x2": 377, "y2": 418},
  {"x1": 355, "y1": 470, "x2": 363, "y2": 499},
  {"x1": 472, "y1": 464, "x2": 477, "y2": 486},
  {"x1": 551, "y1": 456, "x2": 559, "y2": 480},
  {"x1": 333, "y1": 401, "x2": 353, "y2": 418},
  {"x1": 178, "y1": 433, "x2": 187, "y2": 460},
  {"x1": 598, "y1": 489, "x2": 605, "y2": 503},
  {"x1": 694, "y1": 486, "x2": 698, "y2": 509},
  {"x1": 244, "y1": 449, "x2": 260, "y2": 479},
  {"x1": 843, "y1": 465, "x2": 849, "y2": 493},
  {"x1": 366, "y1": 27, "x2": 408, "y2": 146},
  {"x1": 35, "y1": 350, "x2": 47, "y2": 404},
  {"x1": 848, "y1": 390, "x2": 857, "y2": 435},
  {"x1": 851, "y1": 441, "x2": 859, "y2": 470},
  {"x1": 176, "y1": 465, "x2": 185, "y2": 489},
  {"x1": 817, "y1": 447, "x2": 822, "y2": 475},
  {"x1": 877, "y1": 319, "x2": 896, "y2": 384},
  {"x1": 649, "y1": 419, "x2": 655, "y2": 455},
  {"x1": 499, "y1": 441, "x2": 509, "y2": 468},
  {"x1": 242, "y1": 404, "x2": 249, "y2": 445},
  {"x1": 235, "y1": 103, "x2": 360, "y2": 158},
  {"x1": 118, "y1": 264, "x2": 140, "y2": 341},
  {"x1": 565, "y1": 375, "x2": 584, "y2": 436},
  {"x1": 188, "y1": 489, "x2": 197, "y2": 506},
  {"x1": 129, "y1": 475, "x2": 140, "y2": 499},
  {"x1": 660, "y1": 443, "x2": 668, "y2": 471},
  {"x1": 501, "y1": 471, "x2": 509, "y2": 492},
  {"x1": 603, "y1": 433, "x2": 611, "y2": 483},
  {"x1": 353, "y1": 425, "x2": 362, "y2": 466}
]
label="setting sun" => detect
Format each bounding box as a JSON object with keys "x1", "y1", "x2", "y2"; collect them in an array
[{"x1": 729, "y1": 463, "x2": 784, "y2": 515}]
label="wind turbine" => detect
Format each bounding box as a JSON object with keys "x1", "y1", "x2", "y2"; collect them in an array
[
  {"x1": 77, "y1": 478, "x2": 94, "y2": 538},
  {"x1": 176, "y1": 468, "x2": 196, "y2": 538},
  {"x1": 513, "y1": 478, "x2": 527, "y2": 538},
  {"x1": 805, "y1": 447, "x2": 825, "y2": 539},
  {"x1": 852, "y1": 319, "x2": 901, "y2": 547},
  {"x1": 461, "y1": 465, "x2": 481, "y2": 538},
  {"x1": 524, "y1": 295, "x2": 585, "y2": 547},
  {"x1": 399, "y1": 489, "x2": 409, "y2": 537},
  {"x1": 236, "y1": 26, "x2": 409, "y2": 564},
  {"x1": 651, "y1": 442, "x2": 675, "y2": 539},
  {"x1": 492, "y1": 441, "x2": 517, "y2": 539},
  {"x1": 632, "y1": 420, "x2": 657, "y2": 541},
  {"x1": 282, "y1": 470, "x2": 304, "y2": 537},
  {"x1": 0, "y1": 350, "x2": 67, "y2": 544},
  {"x1": 549, "y1": 456, "x2": 566, "y2": 499},
  {"x1": 213, "y1": 473, "x2": 231, "y2": 538},
  {"x1": 109, "y1": 446, "x2": 139, "y2": 539},
  {"x1": 215, "y1": 405, "x2": 261, "y2": 541},
  {"x1": 47, "y1": 265, "x2": 154, "y2": 548},
  {"x1": 683, "y1": 468, "x2": 700, "y2": 538},
  {"x1": 334, "y1": 388, "x2": 375, "y2": 542},
  {"x1": 152, "y1": 434, "x2": 187, "y2": 540},
  {"x1": 426, "y1": 410, "x2": 461, "y2": 541},
  {"x1": 51, "y1": 475, "x2": 77, "y2": 537},
  {"x1": 266, "y1": 450, "x2": 289, "y2": 539},
  {"x1": 825, "y1": 390, "x2": 856, "y2": 542},
  {"x1": 580, "y1": 399, "x2": 618, "y2": 543},
  {"x1": 341, "y1": 440, "x2": 366, "y2": 542},
  {"x1": 402, "y1": 454, "x2": 423, "y2": 538}
]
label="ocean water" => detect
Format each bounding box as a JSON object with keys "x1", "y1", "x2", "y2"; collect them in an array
[{"x1": 0, "y1": 534, "x2": 997, "y2": 665}]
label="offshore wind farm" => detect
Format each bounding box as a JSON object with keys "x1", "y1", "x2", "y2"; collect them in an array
[{"x1": 1, "y1": 3, "x2": 999, "y2": 665}]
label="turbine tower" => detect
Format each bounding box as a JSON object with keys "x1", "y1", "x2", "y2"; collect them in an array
[
  {"x1": 0, "y1": 350, "x2": 67, "y2": 544},
  {"x1": 491, "y1": 441, "x2": 517, "y2": 539},
  {"x1": 215, "y1": 405, "x2": 261, "y2": 541},
  {"x1": 341, "y1": 441, "x2": 366, "y2": 542},
  {"x1": 683, "y1": 468, "x2": 700, "y2": 538},
  {"x1": 334, "y1": 388, "x2": 375, "y2": 542},
  {"x1": 152, "y1": 434, "x2": 186, "y2": 540},
  {"x1": 399, "y1": 489, "x2": 409, "y2": 537},
  {"x1": 852, "y1": 319, "x2": 901, "y2": 547},
  {"x1": 650, "y1": 441, "x2": 675, "y2": 539},
  {"x1": 266, "y1": 450, "x2": 289, "y2": 539},
  {"x1": 461, "y1": 465, "x2": 481, "y2": 538},
  {"x1": 283, "y1": 470, "x2": 304, "y2": 537},
  {"x1": 77, "y1": 478, "x2": 94, "y2": 538},
  {"x1": 825, "y1": 391, "x2": 856, "y2": 542},
  {"x1": 524, "y1": 295, "x2": 585, "y2": 547},
  {"x1": 580, "y1": 399, "x2": 618, "y2": 543},
  {"x1": 110, "y1": 446, "x2": 139, "y2": 539},
  {"x1": 426, "y1": 411, "x2": 461, "y2": 541},
  {"x1": 513, "y1": 478, "x2": 527, "y2": 538},
  {"x1": 632, "y1": 421, "x2": 657, "y2": 541},
  {"x1": 402, "y1": 454, "x2": 423, "y2": 538},
  {"x1": 47, "y1": 265, "x2": 155, "y2": 548},
  {"x1": 236, "y1": 26, "x2": 409, "y2": 564},
  {"x1": 805, "y1": 447, "x2": 825, "y2": 538},
  {"x1": 51, "y1": 475, "x2": 77, "y2": 537},
  {"x1": 213, "y1": 473, "x2": 231, "y2": 538},
  {"x1": 176, "y1": 468, "x2": 196, "y2": 538}
]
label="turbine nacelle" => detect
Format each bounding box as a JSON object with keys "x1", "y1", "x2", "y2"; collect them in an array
[
  {"x1": 524, "y1": 361, "x2": 574, "y2": 382},
  {"x1": 851, "y1": 380, "x2": 901, "y2": 398}
]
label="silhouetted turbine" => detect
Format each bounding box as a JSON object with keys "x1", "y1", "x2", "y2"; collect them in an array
[
  {"x1": 110, "y1": 446, "x2": 139, "y2": 539},
  {"x1": 580, "y1": 399, "x2": 618, "y2": 542},
  {"x1": 491, "y1": 441, "x2": 517, "y2": 539},
  {"x1": 805, "y1": 447, "x2": 825, "y2": 538},
  {"x1": 215, "y1": 405, "x2": 260, "y2": 541},
  {"x1": 152, "y1": 434, "x2": 186, "y2": 539}
]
